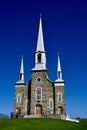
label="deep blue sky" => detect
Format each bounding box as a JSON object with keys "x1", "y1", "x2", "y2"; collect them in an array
[{"x1": 0, "y1": 0, "x2": 87, "y2": 118}]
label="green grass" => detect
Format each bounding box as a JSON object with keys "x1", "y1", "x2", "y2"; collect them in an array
[
  {"x1": 80, "y1": 118, "x2": 87, "y2": 127},
  {"x1": 0, "y1": 118, "x2": 87, "y2": 130}
]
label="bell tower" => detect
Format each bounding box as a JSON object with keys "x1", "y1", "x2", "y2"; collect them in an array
[
  {"x1": 30, "y1": 15, "x2": 49, "y2": 116},
  {"x1": 54, "y1": 54, "x2": 66, "y2": 119},
  {"x1": 32, "y1": 15, "x2": 47, "y2": 71},
  {"x1": 14, "y1": 57, "x2": 26, "y2": 117}
]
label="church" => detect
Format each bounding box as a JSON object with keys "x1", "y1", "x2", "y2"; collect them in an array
[{"x1": 14, "y1": 16, "x2": 66, "y2": 119}]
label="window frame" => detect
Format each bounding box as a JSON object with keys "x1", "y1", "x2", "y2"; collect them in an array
[
  {"x1": 36, "y1": 87, "x2": 42, "y2": 101},
  {"x1": 25, "y1": 99, "x2": 29, "y2": 111},
  {"x1": 16, "y1": 93, "x2": 22, "y2": 103},
  {"x1": 57, "y1": 92, "x2": 62, "y2": 102},
  {"x1": 49, "y1": 98, "x2": 54, "y2": 110},
  {"x1": 36, "y1": 77, "x2": 42, "y2": 82}
]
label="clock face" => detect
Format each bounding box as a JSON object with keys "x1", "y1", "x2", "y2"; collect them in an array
[{"x1": 36, "y1": 77, "x2": 42, "y2": 82}]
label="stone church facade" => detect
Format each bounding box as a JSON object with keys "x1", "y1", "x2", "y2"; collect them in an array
[{"x1": 14, "y1": 16, "x2": 66, "y2": 118}]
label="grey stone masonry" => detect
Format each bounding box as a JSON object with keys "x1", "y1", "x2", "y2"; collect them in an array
[
  {"x1": 14, "y1": 82, "x2": 26, "y2": 117},
  {"x1": 54, "y1": 81, "x2": 66, "y2": 118},
  {"x1": 30, "y1": 70, "x2": 54, "y2": 116},
  {"x1": 14, "y1": 87, "x2": 24, "y2": 116}
]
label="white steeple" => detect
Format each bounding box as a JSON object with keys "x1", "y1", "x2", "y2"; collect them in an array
[
  {"x1": 57, "y1": 54, "x2": 61, "y2": 72},
  {"x1": 54, "y1": 54, "x2": 64, "y2": 86},
  {"x1": 32, "y1": 15, "x2": 47, "y2": 71},
  {"x1": 57, "y1": 54, "x2": 62, "y2": 80},
  {"x1": 15, "y1": 56, "x2": 25, "y2": 87},
  {"x1": 36, "y1": 15, "x2": 45, "y2": 52},
  {"x1": 19, "y1": 56, "x2": 24, "y2": 82}
]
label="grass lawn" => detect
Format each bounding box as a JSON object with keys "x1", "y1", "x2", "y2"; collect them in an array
[{"x1": 0, "y1": 118, "x2": 87, "y2": 130}]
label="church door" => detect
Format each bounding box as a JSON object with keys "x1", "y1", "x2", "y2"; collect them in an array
[
  {"x1": 58, "y1": 106, "x2": 63, "y2": 115},
  {"x1": 35, "y1": 104, "x2": 42, "y2": 115}
]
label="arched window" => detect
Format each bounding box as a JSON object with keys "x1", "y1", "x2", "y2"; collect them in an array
[
  {"x1": 57, "y1": 92, "x2": 62, "y2": 102},
  {"x1": 38, "y1": 53, "x2": 41, "y2": 63},
  {"x1": 49, "y1": 98, "x2": 54, "y2": 110},
  {"x1": 36, "y1": 87, "x2": 42, "y2": 101},
  {"x1": 16, "y1": 93, "x2": 22, "y2": 103}
]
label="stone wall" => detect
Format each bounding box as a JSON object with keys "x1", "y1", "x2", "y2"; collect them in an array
[
  {"x1": 14, "y1": 72, "x2": 66, "y2": 118},
  {"x1": 14, "y1": 86, "x2": 24, "y2": 116},
  {"x1": 54, "y1": 83, "x2": 66, "y2": 116},
  {"x1": 30, "y1": 70, "x2": 53, "y2": 116}
]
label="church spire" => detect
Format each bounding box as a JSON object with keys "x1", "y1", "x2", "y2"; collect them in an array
[
  {"x1": 57, "y1": 54, "x2": 62, "y2": 80},
  {"x1": 36, "y1": 15, "x2": 45, "y2": 52},
  {"x1": 32, "y1": 15, "x2": 47, "y2": 71},
  {"x1": 19, "y1": 56, "x2": 24, "y2": 82}
]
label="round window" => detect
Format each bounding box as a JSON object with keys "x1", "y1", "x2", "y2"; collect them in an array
[{"x1": 36, "y1": 77, "x2": 42, "y2": 82}]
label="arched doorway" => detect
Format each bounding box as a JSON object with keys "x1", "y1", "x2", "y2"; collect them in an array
[
  {"x1": 35, "y1": 104, "x2": 42, "y2": 115},
  {"x1": 58, "y1": 106, "x2": 63, "y2": 115}
]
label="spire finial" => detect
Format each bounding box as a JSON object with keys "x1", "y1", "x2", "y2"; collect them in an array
[
  {"x1": 21, "y1": 54, "x2": 24, "y2": 58},
  {"x1": 57, "y1": 52, "x2": 60, "y2": 60},
  {"x1": 40, "y1": 13, "x2": 42, "y2": 17},
  {"x1": 57, "y1": 52, "x2": 59, "y2": 57}
]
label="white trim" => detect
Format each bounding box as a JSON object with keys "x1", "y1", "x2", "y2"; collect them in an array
[
  {"x1": 15, "y1": 84, "x2": 25, "y2": 88},
  {"x1": 54, "y1": 82, "x2": 64, "y2": 87}
]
